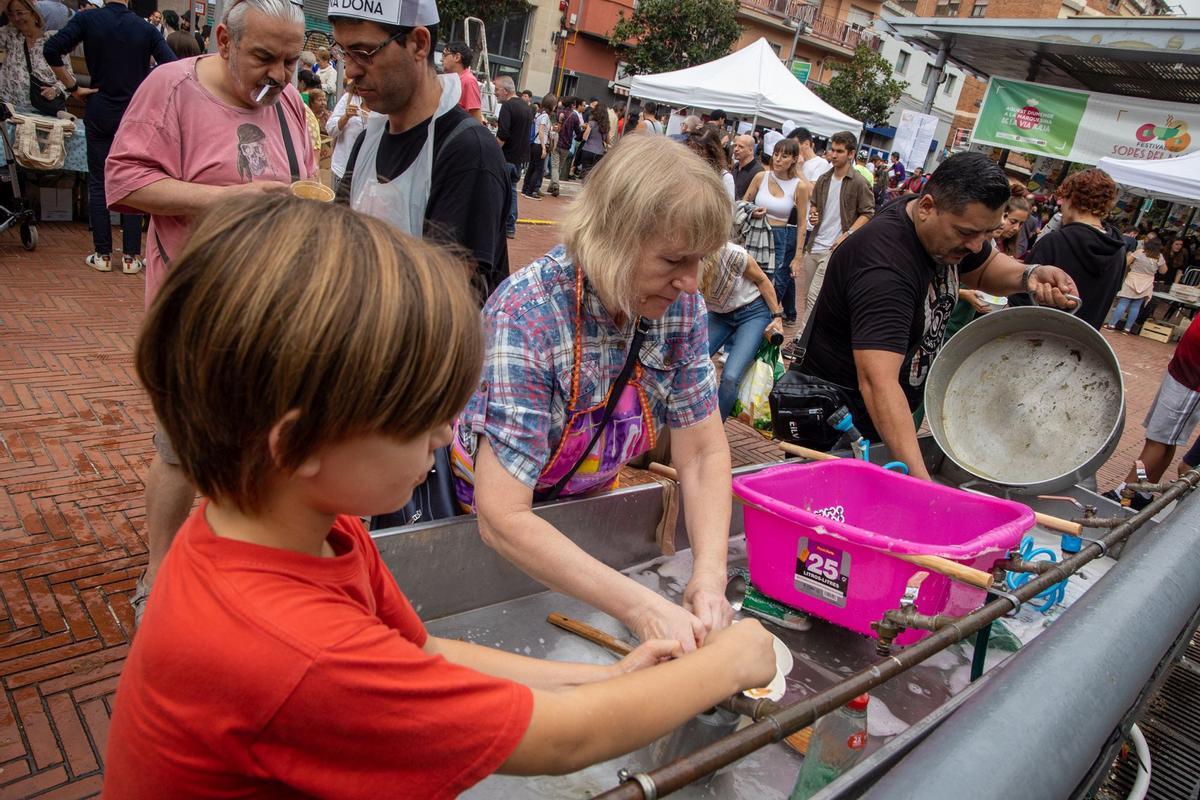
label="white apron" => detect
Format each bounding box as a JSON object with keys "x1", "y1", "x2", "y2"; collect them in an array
[{"x1": 349, "y1": 73, "x2": 462, "y2": 235}]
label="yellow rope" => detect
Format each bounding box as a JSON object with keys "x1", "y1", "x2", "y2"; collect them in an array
[{"x1": 517, "y1": 219, "x2": 558, "y2": 225}]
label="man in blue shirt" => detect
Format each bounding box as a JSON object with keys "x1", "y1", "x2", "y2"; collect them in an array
[{"x1": 44, "y1": 0, "x2": 174, "y2": 274}]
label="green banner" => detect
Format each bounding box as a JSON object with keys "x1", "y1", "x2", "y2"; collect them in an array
[
  {"x1": 790, "y1": 60, "x2": 811, "y2": 84},
  {"x1": 973, "y1": 78, "x2": 1088, "y2": 158}
]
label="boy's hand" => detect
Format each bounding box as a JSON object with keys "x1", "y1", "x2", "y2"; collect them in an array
[
  {"x1": 705, "y1": 619, "x2": 777, "y2": 690},
  {"x1": 613, "y1": 639, "x2": 682, "y2": 676},
  {"x1": 629, "y1": 597, "x2": 705, "y2": 653}
]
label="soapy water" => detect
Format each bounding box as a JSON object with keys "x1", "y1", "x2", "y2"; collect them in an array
[{"x1": 866, "y1": 696, "x2": 909, "y2": 737}]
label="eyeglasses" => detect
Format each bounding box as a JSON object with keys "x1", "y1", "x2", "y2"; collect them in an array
[{"x1": 330, "y1": 30, "x2": 405, "y2": 67}]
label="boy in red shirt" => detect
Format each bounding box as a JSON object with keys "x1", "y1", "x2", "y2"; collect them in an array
[{"x1": 102, "y1": 194, "x2": 776, "y2": 798}]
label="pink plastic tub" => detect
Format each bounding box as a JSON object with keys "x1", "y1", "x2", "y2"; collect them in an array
[{"x1": 732, "y1": 460, "x2": 1034, "y2": 645}]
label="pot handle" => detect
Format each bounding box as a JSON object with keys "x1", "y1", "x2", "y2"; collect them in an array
[{"x1": 1036, "y1": 293, "x2": 1083, "y2": 316}]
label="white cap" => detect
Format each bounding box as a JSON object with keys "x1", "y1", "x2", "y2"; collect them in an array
[
  {"x1": 763, "y1": 130, "x2": 783, "y2": 157},
  {"x1": 327, "y1": 0, "x2": 438, "y2": 27},
  {"x1": 781, "y1": 120, "x2": 797, "y2": 137}
]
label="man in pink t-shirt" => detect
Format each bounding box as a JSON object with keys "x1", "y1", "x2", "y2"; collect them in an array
[
  {"x1": 105, "y1": 0, "x2": 316, "y2": 623},
  {"x1": 441, "y1": 40, "x2": 483, "y2": 124}
]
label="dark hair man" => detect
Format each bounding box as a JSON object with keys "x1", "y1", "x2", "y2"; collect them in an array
[
  {"x1": 794, "y1": 152, "x2": 1078, "y2": 479},
  {"x1": 793, "y1": 130, "x2": 874, "y2": 325},
  {"x1": 330, "y1": 0, "x2": 510, "y2": 290},
  {"x1": 550, "y1": 95, "x2": 581, "y2": 194},
  {"x1": 889, "y1": 150, "x2": 906, "y2": 187},
  {"x1": 441, "y1": 40, "x2": 483, "y2": 124}
]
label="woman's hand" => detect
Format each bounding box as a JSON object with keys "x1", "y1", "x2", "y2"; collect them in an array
[
  {"x1": 960, "y1": 288, "x2": 991, "y2": 315},
  {"x1": 41, "y1": 86, "x2": 60, "y2": 100},
  {"x1": 611, "y1": 639, "x2": 683, "y2": 676},
  {"x1": 765, "y1": 317, "x2": 784, "y2": 339},
  {"x1": 628, "y1": 596, "x2": 706, "y2": 653},
  {"x1": 750, "y1": 206, "x2": 766, "y2": 219},
  {"x1": 683, "y1": 572, "x2": 734, "y2": 641}
]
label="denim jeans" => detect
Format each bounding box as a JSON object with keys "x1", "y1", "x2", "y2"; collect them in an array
[
  {"x1": 84, "y1": 114, "x2": 142, "y2": 257},
  {"x1": 522, "y1": 143, "x2": 545, "y2": 195},
  {"x1": 1107, "y1": 296, "x2": 1145, "y2": 331},
  {"x1": 770, "y1": 225, "x2": 798, "y2": 321},
  {"x1": 708, "y1": 297, "x2": 773, "y2": 420},
  {"x1": 504, "y1": 162, "x2": 520, "y2": 235}
]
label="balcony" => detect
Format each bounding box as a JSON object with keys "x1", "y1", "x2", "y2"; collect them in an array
[{"x1": 738, "y1": 0, "x2": 883, "y2": 52}]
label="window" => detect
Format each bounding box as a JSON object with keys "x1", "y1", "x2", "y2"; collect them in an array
[
  {"x1": 921, "y1": 63, "x2": 933, "y2": 85},
  {"x1": 895, "y1": 50, "x2": 910, "y2": 75},
  {"x1": 847, "y1": 4, "x2": 874, "y2": 26},
  {"x1": 934, "y1": 0, "x2": 960, "y2": 14},
  {"x1": 769, "y1": 41, "x2": 783, "y2": 57},
  {"x1": 942, "y1": 74, "x2": 957, "y2": 94},
  {"x1": 970, "y1": 0, "x2": 987, "y2": 14},
  {"x1": 1108, "y1": 0, "x2": 1120, "y2": 9}
]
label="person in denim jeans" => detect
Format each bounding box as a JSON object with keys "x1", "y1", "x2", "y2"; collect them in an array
[
  {"x1": 741, "y1": 138, "x2": 810, "y2": 323},
  {"x1": 702, "y1": 244, "x2": 785, "y2": 419},
  {"x1": 495, "y1": 75, "x2": 531, "y2": 238},
  {"x1": 1106, "y1": 239, "x2": 1166, "y2": 332}
]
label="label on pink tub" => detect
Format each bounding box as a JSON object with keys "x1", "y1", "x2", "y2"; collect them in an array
[{"x1": 795, "y1": 539, "x2": 850, "y2": 608}]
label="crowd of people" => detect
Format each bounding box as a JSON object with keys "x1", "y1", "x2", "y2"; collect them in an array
[{"x1": 3, "y1": 0, "x2": 1200, "y2": 793}]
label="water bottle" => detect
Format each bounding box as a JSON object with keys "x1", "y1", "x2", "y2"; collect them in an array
[{"x1": 789, "y1": 693, "x2": 870, "y2": 799}]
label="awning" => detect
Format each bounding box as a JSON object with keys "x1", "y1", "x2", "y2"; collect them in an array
[{"x1": 880, "y1": 16, "x2": 1200, "y2": 105}]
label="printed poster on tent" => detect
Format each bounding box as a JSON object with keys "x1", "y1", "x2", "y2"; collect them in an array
[{"x1": 971, "y1": 77, "x2": 1198, "y2": 165}]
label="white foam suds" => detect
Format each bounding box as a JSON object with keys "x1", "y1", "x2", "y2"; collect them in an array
[{"x1": 867, "y1": 696, "x2": 909, "y2": 737}]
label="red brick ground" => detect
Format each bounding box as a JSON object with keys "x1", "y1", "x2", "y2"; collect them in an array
[{"x1": 0, "y1": 200, "x2": 1183, "y2": 796}]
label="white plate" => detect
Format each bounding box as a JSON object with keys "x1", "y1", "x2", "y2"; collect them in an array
[{"x1": 742, "y1": 635, "x2": 794, "y2": 702}]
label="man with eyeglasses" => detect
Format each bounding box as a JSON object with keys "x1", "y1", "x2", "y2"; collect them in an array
[
  {"x1": 330, "y1": 0, "x2": 510, "y2": 297},
  {"x1": 104, "y1": 0, "x2": 316, "y2": 624}
]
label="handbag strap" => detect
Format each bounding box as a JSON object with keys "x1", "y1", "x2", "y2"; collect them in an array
[
  {"x1": 275, "y1": 102, "x2": 301, "y2": 182},
  {"x1": 541, "y1": 317, "x2": 650, "y2": 502},
  {"x1": 791, "y1": 305, "x2": 819, "y2": 369}
]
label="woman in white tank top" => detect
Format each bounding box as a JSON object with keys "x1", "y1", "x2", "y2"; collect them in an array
[{"x1": 742, "y1": 138, "x2": 812, "y2": 323}]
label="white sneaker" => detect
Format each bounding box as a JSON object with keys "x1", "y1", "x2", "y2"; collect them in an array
[
  {"x1": 85, "y1": 253, "x2": 111, "y2": 272},
  {"x1": 122, "y1": 255, "x2": 144, "y2": 274}
]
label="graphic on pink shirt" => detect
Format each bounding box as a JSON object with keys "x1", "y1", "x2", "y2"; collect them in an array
[{"x1": 235, "y1": 124, "x2": 274, "y2": 180}]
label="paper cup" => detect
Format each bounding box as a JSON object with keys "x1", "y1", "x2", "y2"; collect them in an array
[{"x1": 291, "y1": 180, "x2": 334, "y2": 203}]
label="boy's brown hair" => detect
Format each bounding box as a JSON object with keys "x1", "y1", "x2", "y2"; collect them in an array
[{"x1": 136, "y1": 194, "x2": 482, "y2": 513}]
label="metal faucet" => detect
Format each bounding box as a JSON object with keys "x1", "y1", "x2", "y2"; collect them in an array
[{"x1": 870, "y1": 572, "x2": 957, "y2": 656}]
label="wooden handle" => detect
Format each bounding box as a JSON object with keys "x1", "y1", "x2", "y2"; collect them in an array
[
  {"x1": 647, "y1": 462, "x2": 679, "y2": 481},
  {"x1": 547, "y1": 613, "x2": 633, "y2": 656},
  {"x1": 894, "y1": 553, "x2": 993, "y2": 590},
  {"x1": 1035, "y1": 512, "x2": 1083, "y2": 536},
  {"x1": 778, "y1": 442, "x2": 839, "y2": 461}
]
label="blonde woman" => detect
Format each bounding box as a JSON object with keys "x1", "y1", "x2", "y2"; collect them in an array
[
  {"x1": 452, "y1": 135, "x2": 736, "y2": 653},
  {"x1": 0, "y1": 0, "x2": 72, "y2": 111},
  {"x1": 743, "y1": 137, "x2": 811, "y2": 323}
]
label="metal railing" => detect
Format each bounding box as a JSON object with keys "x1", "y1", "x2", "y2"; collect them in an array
[{"x1": 738, "y1": 0, "x2": 882, "y2": 51}]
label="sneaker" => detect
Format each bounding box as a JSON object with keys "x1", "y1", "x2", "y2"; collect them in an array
[
  {"x1": 506, "y1": 230, "x2": 516, "y2": 240},
  {"x1": 85, "y1": 253, "x2": 111, "y2": 272},
  {"x1": 130, "y1": 576, "x2": 151, "y2": 626},
  {"x1": 548, "y1": 186, "x2": 560, "y2": 197},
  {"x1": 122, "y1": 255, "x2": 144, "y2": 274},
  {"x1": 532, "y1": 190, "x2": 544, "y2": 199}
]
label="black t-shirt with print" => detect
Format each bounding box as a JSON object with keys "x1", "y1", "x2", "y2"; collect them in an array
[{"x1": 801, "y1": 196, "x2": 991, "y2": 436}]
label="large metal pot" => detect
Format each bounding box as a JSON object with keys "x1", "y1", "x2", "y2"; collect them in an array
[{"x1": 924, "y1": 306, "x2": 1125, "y2": 495}]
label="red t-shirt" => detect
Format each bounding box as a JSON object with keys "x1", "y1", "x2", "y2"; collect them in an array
[
  {"x1": 1169, "y1": 316, "x2": 1200, "y2": 390},
  {"x1": 458, "y1": 68, "x2": 482, "y2": 113},
  {"x1": 103, "y1": 506, "x2": 532, "y2": 799}
]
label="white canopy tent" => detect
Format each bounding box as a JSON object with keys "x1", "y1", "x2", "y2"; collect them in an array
[
  {"x1": 626, "y1": 38, "x2": 862, "y2": 138},
  {"x1": 1096, "y1": 151, "x2": 1200, "y2": 206}
]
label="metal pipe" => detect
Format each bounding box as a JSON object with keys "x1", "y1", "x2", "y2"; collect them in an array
[
  {"x1": 920, "y1": 40, "x2": 949, "y2": 115},
  {"x1": 596, "y1": 471, "x2": 1200, "y2": 800}
]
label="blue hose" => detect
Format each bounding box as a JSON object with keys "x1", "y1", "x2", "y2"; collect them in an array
[{"x1": 1005, "y1": 535, "x2": 1068, "y2": 613}]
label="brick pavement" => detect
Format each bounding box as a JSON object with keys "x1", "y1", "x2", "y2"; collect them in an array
[{"x1": 0, "y1": 199, "x2": 1184, "y2": 796}]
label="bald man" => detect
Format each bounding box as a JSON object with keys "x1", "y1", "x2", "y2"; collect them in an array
[{"x1": 731, "y1": 134, "x2": 762, "y2": 200}]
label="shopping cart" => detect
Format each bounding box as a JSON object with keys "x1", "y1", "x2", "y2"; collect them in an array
[{"x1": 0, "y1": 102, "x2": 38, "y2": 250}]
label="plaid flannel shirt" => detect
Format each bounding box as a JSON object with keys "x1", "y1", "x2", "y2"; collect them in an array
[
  {"x1": 733, "y1": 200, "x2": 775, "y2": 272},
  {"x1": 457, "y1": 246, "x2": 718, "y2": 489}
]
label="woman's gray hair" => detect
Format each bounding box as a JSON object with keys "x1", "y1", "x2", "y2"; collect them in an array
[{"x1": 224, "y1": 0, "x2": 304, "y2": 43}]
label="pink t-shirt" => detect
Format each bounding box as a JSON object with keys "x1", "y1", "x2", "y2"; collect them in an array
[
  {"x1": 458, "y1": 68, "x2": 482, "y2": 113},
  {"x1": 106, "y1": 56, "x2": 316, "y2": 308}
]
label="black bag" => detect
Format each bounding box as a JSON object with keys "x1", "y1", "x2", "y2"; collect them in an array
[
  {"x1": 25, "y1": 43, "x2": 65, "y2": 117},
  {"x1": 768, "y1": 310, "x2": 853, "y2": 451}
]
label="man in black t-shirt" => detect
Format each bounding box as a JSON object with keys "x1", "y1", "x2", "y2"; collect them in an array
[
  {"x1": 495, "y1": 75, "x2": 533, "y2": 241},
  {"x1": 330, "y1": 3, "x2": 510, "y2": 297},
  {"x1": 800, "y1": 152, "x2": 1078, "y2": 479}
]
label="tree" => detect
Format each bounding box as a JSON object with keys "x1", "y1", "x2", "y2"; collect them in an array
[
  {"x1": 437, "y1": 0, "x2": 529, "y2": 34},
  {"x1": 812, "y1": 44, "x2": 908, "y2": 128},
  {"x1": 610, "y1": 0, "x2": 742, "y2": 77}
]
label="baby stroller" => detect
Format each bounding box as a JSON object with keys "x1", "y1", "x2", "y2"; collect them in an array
[{"x1": 0, "y1": 103, "x2": 39, "y2": 250}]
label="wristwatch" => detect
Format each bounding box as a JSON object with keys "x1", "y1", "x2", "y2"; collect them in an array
[
  {"x1": 771, "y1": 311, "x2": 785, "y2": 319},
  {"x1": 63, "y1": 83, "x2": 78, "y2": 95}
]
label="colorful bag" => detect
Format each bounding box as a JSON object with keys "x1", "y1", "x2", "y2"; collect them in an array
[{"x1": 733, "y1": 342, "x2": 785, "y2": 432}]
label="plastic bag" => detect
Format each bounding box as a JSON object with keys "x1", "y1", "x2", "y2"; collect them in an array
[{"x1": 733, "y1": 342, "x2": 785, "y2": 432}]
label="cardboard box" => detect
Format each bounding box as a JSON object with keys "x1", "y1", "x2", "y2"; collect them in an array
[
  {"x1": 1140, "y1": 320, "x2": 1173, "y2": 344},
  {"x1": 39, "y1": 187, "x2": 73, "y2": 221}
]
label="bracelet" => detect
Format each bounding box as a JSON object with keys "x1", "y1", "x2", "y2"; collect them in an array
[
  {"x1": 1021, "y1": 263, "x2": 1039, "y2": 294},
  {"x1": 63, "y1": 83, "x2": 77, "y2": 94}
]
